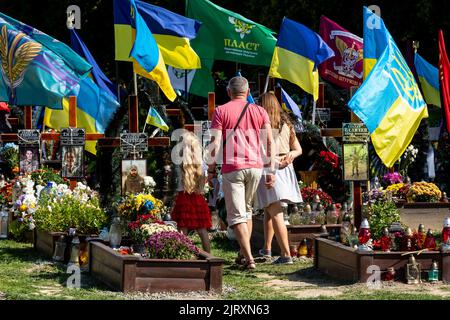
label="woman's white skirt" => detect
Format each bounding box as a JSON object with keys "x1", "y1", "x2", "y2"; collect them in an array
[{"x1": 254, "y1": 163, "x2": 303, "y2": 210}]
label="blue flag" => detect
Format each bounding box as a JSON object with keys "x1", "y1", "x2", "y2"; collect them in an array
[
  {"x1": 44, "y1": 30, "x2": 120, "y2": 155},
  {"x1": 348, "y1": 15, "x2": 428, "y2": 168},
  {"x1": 0, "y1": 12, "x2": 91, "y2": 108},
  {"x1": 281, "y1": 88, "x2": 302, "y2": 119}
]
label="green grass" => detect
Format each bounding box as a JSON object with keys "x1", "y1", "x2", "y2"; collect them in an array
[
  {"x1": 0, "y1": 240, "x2": 122, "y2": 300},
  {"x1": 1, "y1": 235, "x2": 450, "y2": 300}
]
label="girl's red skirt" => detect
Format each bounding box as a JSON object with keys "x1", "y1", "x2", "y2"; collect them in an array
[{"x1": 172, "y1": 191, "x2": 212, "y2": 229}]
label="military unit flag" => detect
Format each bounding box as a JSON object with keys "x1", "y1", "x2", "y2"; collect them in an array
[{"x1": 319, "y1": 15, "x2": 363, "y2": 88}]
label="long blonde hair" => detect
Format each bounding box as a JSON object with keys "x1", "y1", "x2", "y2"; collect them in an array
[
  {"x1": 259, "y1": 92, "x2": 293, "y2": 131},
  {"x1": 179, "y1": 131, "x2": 204, "y2": 194}
]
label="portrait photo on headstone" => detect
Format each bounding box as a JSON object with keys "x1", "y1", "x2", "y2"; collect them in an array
[
  {"x1": 61, "y1": 146, "x2": 84, "y2": 178},
  {"x1": 19, "y1": 146, "x2": 40, "y2": 174},
  {"x1": 343, "y1": 143, "x2": 369, "y2": 181},
  {"x1": 121, "y1": 159, "x2": 147, "y2": 195}
]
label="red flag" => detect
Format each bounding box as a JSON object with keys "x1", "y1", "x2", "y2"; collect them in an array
[
  {"x1": 319, "y1": 16, "x2": 363, "y2": 89},
  {"x1": 439, "y1": 30, "x2": 450, "y2": 132}
]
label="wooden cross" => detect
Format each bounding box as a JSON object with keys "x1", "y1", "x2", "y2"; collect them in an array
[
  {"x1": 96, "y1": 95, "x2": 170, "y2": 147},
  {"x1": 0, "y1": 95, "x2": 170, "y2": 189},
  {"x1": 315, "y1": 85, "x2": 364, "y2": 229}
]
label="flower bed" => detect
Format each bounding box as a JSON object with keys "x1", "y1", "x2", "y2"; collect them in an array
[
  {"x1": 251, "y1": 214, "x2": 341, "y2": 256},
  {"x1": 314, "y1": 236, "x2": 450, "y2": 283},
  {"x1": 89, "y1": 240, "x2": 224, "y2": 293}
]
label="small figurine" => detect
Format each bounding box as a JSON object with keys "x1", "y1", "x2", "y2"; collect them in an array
[
  {"x1": 416, "y1": 224, "x2": 426, "y2": 249},
  {"x1": 380, "y1": 227, "x2": 391, "y2": 252},
  {"x1": 442, "y1": 217, "x2": 450, "y2": 251},
  {"x1": 406, "y1": 254, "x2": 421, "y2": 284},
  {"x1": 428, "y1": 260, "x2": 439, "y2": 283},
  {"x1": 339, "y1": 213, "x2": 352, "y2": 245},
  {"x1": 384, "y1": 267, "x2": 395, "y2": 282},
  {"x1": 298, "y1": 239, "x2": 308, "y2": 257},
  {"x1": 424, "y1": 229, "x2": 437, "y2": 250},
  {"x1": 357, "y1": 219, "x2": 373, "y2": 252},
  {"x1": 441, "y1": 192, "x2": 448, "y2": 203}
]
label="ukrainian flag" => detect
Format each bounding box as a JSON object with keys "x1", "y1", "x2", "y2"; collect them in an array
[
  {"x1": 281, "y1": 88, "x2": 302, "y2": 119},
  {"x1": 363, "y1": 6, "x2": 390, "y2": 78},
  {"x1": 269, "y1": 17, "x2": 334, "y2": 101},
  {"x1": 115, "y1": 0, "x2": 201, "y2": 70},
  {"x1": 44, "y1": 30, "x2": 120, "y2": 155},
  {"x1": 113, "y1": 0, "x2": 176, "y2": 101},
  {"x1": 146, "y1": 106, "x2": 169, "y2": 132},
  {"x1": 414, "y1": 53, "x2": 441, "y2": 107},
  {"x1": 348, "y1": 34, "x2": 428, "y2": 168}
]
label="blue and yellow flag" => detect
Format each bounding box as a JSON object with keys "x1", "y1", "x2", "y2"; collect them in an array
[
  {"x1": 44, "y1": 30, "x2": 120, "y2": 155},
  {"x1": 146, "y1": 106, "x2": 169, "y2": 132},
  {"x1": 115, "y1": 0, "x2": 201, "y2": 70},
  {"x1": 0, "y1": 12, "x2": 91, "y2": 108},
  {"x1": 348, "y1": 33, "x2": 428, "y2": 168},
  {"x1": 70, "y1": 29, "x2": 117, "y2": 99},
  {"x1": 269, "y1": 17, "x2": 334, "y2": 101},
  {"x1": 113, "y1": 0, "x2": 176, "y2": 101},
  {"x1": 363, "y1": 6, "x2": 390, "y2": 78},
  {"x1": 281, "y1": 88, "x2": 302, "y2": 119},
  {"x1": 414, "y1": 53, "x2": 441, "y2": 107}
]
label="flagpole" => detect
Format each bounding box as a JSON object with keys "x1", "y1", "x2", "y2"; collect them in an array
[
  {"x1": 184, "y1": 69, "x2": 188, "y2": 100},
  {"x1": 116, "y1": 62, "x2": 120, "y2": 101},
  {"x1": 311, "y1": 99, "x2": 317, "y2": 125},
  {"x1": 133, "y1": 72, "x2": 138, "y2": 96},
  {"x1": 263, "y1": 74, "x2": 270, "y2": 93}
]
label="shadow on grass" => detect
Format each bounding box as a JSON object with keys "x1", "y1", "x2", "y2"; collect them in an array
[
  {"x1": 286, "y1": 266, "x2": 354, "y2": 287},
  {"x1": 0, "y1": 245, "x2": 43, "y2": 263},
  {"x1": 27, "y1": 262, "x2": 116, "y2": 292}
]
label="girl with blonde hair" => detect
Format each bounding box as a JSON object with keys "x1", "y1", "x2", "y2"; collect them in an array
[
  {"x1": 255, "y1": 92, "x2": 303, "y2": 264},
  {"x1": 171, "y1": 131, "x2": 212, "y2": 252}
]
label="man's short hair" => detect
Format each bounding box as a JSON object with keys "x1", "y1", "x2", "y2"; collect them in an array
[{"x1": 227, "y1": 76, "x2": 249, "y2": 96}]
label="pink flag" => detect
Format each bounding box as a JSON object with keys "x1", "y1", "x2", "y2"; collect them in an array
[{"x1": 319, "y1": 15, "x2": 363, "y2": 88}]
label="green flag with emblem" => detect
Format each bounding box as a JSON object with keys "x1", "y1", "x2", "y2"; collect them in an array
[{"x1": 184, "y1": 0, "x2": 277, "y2": 97}]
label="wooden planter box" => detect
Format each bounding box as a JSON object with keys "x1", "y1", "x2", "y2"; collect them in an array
[
  {"x1": 398, "y1": 202, "x2": 450, "y2": 231},
  {"x1": 251, "y1": 214, "x2": 341, "y2": 255},
  {"x1": 34, "y1": 230, "x2": 66, "y2": 259},
  {"x1": 89, "y1": 241, "x2": 224, "y2": 293},
  {"x1": 34, "y1": 230, "x2": 96, "y2": 264},
  {"x1": 314, "y1": 236, "x2": 450, "y2": 283}
]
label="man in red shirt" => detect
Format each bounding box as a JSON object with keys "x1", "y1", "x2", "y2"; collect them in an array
[{"x1": 208, "y1": 76, "x2": 276, "y2": 270}]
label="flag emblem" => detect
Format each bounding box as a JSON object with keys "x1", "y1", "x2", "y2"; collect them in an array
[
  {"x1": 0, "y1": 25, "x2": 42, "y2": 98},
  {"x1": 228, "y1": 17, "x2": 255, "y2": 39}
]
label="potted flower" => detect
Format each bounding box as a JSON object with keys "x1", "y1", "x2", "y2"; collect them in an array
[
  {"x1": 33, "y1": 182, "x2": 107, "y2": 262},
  {"x1": 382, "y1": 172, "x2": 403, "y2": 187},
  {"x1": 406, "y1": 182, "x2": 442, "y2": 203},
  {"x1": 127, "y1": 214, "x2": 176, "y2": 253},
  {"x1": 146, "y1": 231, "x2": 200, "y2": 260}
]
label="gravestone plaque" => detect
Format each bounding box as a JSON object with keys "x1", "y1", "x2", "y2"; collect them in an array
[{"x1": 120, "y1": 133, "x2": 148, "y2": 153}]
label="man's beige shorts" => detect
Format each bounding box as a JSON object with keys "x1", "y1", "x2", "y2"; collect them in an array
[{"x1": 222, "y1": 168, "x2": 262, "y2": 227}]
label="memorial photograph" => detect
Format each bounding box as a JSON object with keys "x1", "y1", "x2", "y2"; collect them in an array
[
  {"x1": 61, "y1": 145, "x2": 83, "y2": 178},
  {"x1": 343, "y1": 143, "x2": 369, "y2": 181},
  {"x1": 121, "y1": 159, "x2": 146, "y2": 195},
  {"x1": 19, "y1": 146, "x2": 40, "y2": 174}
]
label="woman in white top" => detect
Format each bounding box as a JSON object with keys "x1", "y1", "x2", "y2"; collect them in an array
[{"x1": 255, "y1": 92, "x2": 303, "y2": 264}]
